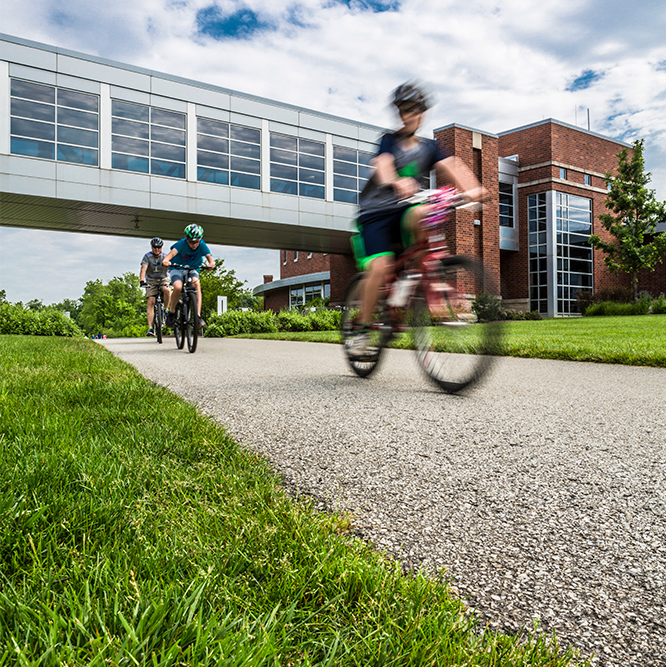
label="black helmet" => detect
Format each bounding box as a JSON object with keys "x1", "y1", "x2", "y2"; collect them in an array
[
  {"x1": 150, "y1": 237, "x2": 163, "y2": 248},
  {"x1": 392, "y1": 82, "x2": 430, "y2": 113}
]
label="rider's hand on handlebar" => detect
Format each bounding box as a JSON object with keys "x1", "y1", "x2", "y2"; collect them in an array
[
  {"x1": 163, "y1": 258, "x2": 171, "y2": 268},
  {"x1": 140, "y1": 280, "x2": 146, "y2": 287},
  {"x1": 391, "y1": 177, "x2": 420, "y2": 200}
]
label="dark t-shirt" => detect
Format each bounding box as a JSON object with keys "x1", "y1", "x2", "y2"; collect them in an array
[{"x1": 358, "y1": 133, "x2": 448, "y2": 216}]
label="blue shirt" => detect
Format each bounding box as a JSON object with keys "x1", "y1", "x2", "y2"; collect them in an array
[{"x1": 169, "y1": 238, "x2": 211, "y2": 268}]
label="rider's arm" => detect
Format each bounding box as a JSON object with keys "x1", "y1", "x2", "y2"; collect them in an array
[
  {"x1": 163, "y1": 247, "x2": 178, "y2": 267},
  {"x1": 204, "y1": 254, "x2": 215, "y2": 270},
  {"x1": 139, "y1": 263, "x2": 147, "y2": 282},
  {"x1": 436, "y1": 156, "x2": 488, "y2": 202},
  {"x1": 373, "y1": 152, "x2": 420, "y2": 199}
]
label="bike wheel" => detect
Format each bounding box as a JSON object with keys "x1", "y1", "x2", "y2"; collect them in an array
[
  {"x1": 154, "y1": 301, "x2": 163, "y2": 344},
  {"x1": 174, "y1": 303, "x2": 185, "y2": 350},
  {"x1": 410, "y1": 255, "x2": 503, "y2": 393},
  {"x1": 341, "y1": 273, "x2": 391, "y2": 378},
  {"x1": 185, "y1": 292, "x2": 199, "y2": 353}
]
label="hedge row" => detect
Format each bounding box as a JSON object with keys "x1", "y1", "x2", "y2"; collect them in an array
[
  {"x1": 204, "y1": 309, "x2": 341, "y2": 337},
  {"x1": 0, "y1": 304, "x2": 84, "y2": 337},
  {"x1": 585, "y1": 294, "x2": 666, "y2": 316}
]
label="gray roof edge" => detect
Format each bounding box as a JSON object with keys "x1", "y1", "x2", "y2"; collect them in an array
[
  {"x1": 0, "y1": 32, "x2": 385, "y2": 134},
  {"x1": 253, "y1": 271, "x2": 330, "y2": 295},
  {"x1": 432, "y1": 123, "x2": 499, "y2": 138},
  {"x1": 497, "y1": 118, "x2": 632, "y2": 148}
]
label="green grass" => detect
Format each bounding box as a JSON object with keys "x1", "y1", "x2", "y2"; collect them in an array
[
  {"x1": 0, "y1": 335, "x2": 587, "y2": 666},
  {"x1": 237, "y1": 315, "x2": 666, "y2": 367}
]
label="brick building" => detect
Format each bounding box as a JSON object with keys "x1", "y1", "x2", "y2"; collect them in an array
[{"x1": 255, "y1": 118, "x2": 666, "y2": 316}]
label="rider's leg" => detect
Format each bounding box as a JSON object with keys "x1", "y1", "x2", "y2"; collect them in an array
[
  {"x1": 360, "y1": 254, "x2": 394, "y2": 323},
  {"x1": 402, "y1": 204, "x2": 431, "y2": 268},
  {"x1": 162, "y1": 284, "x2": 171, "y2": 311},
  {"x1": 169, "y1": 281, "x2": 183, "y2": 313},
  {"x1": 192, "y1": 278, "x2": 203, "y2": 316},
  {"x1": 146, "y1": 295, "x2": 156, "y2": 328}
]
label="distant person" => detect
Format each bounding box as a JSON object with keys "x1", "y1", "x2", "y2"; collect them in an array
[
  {"x1": 139, "y1": 237, "x2": 171, "y2": 336},
  {"x1": 163, "y1": 224, "x2": 215, "y2": 328}
]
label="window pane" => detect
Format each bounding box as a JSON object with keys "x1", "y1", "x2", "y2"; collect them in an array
[
  {"x1": 230, "y1": 140, "x2": 260, "y2": 159},
  {"x1": 198, "y1": 118, "x2": 228, "y2": 137},
  {"x1": 333, "y1": 146, "x2": 356, "y2": 162},
  {"x1": 151, "y1": 125, "x2": 185, "y2": 146},
  {"x1": 334, "y1": 189, "x2": 357, "y2": 204},
  {"x1": 270, "y1": 148, "x2": 297, "y2": 165},
  {"x1": 270, "y1": 134, "x2": 297, "y2": 151},
  {"x1": 358, "y1": 165, "x2": 373, "y2": 180},
  {"x1": 151, "y1": 160, "x2": 185, "y2": 178},
  {"x1": 299, "y1": 168, "x2": 325, "y2": 185},
  {"x1": 11, "y1": 79, "x2": 55, "y2": 104},
  {"x1": 230, "y1": 172, "x2": 260, "y2": 189},
  {"x1": 11, "y1": 98, "x2": 54, "y2": 122},
  {"x1": 198, "y1": 167, "x2": 229, "y2": 184},
  {"x1": 152, "y1": 143, "x2": 186, "y2": 162},
  {"x1": 230, "y1": 156, "x2": 260, "y2": 174},
  {"x1": 231, "y1": 125, "x2": 260, "y2": 143},
  {"x1": 151, "y1": 108, "x2": 185, "y2": 129},
  {"x1": 112, "y1": 100, "x2": 149, "y2": 122},
  {"x1": 11, "y1": 137, "x2": 54, "y2": 159},
  {"x1": 197, "y1": 134, "x2": 228, "y2": 153},
  {"x1": 57, "y1": 145, "x2": 98, "y2": 165},
  {"x1": 299, "y1": 183, "x2": 325, "y2": 199},
  {"x1": 334, "y1": 159, "x2": 356, "y2": 176},
  {"x1": 11, "y1": 117, "x2": 55, "y2": 141},
  {"x1": 270, "y1": 178, "x2": 298, "y2": 195},
  {"x1": 112, "y1": 117, "x2": 149, "y2": 139},
  {"x1": 112, "y1": 135, "x2": 149, "y2": 156},
  {"x1": 334, "y1": 174, "x2": 356, "y2": 190},
  {"x1": 299, "y1": 153, "x2": 324, "y2": 170},
  {"x1": 58, "y1": 126, "x2": 98, "y2": 148},
  {"x1": 58, "y1": 107, "x2": 98, "y2": 130},
  {"x1": 112, "y1": 153, "x2": 149, "y2": 172},
  {"x1": 58, "y1": 89, "x2": 98, "y2": 112},
  {"x1": 299, "y1": 139, "x2": 324, "y2": 156},
  {"x1": 198, "y1": 150, "x2": 229, "y2": 169},
  {"x1": 271, "y1": 163, "x2": 297, "y2": 181}
]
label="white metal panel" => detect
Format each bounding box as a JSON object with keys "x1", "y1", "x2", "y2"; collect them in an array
[
  {"x1": 325, "y1": 134, "x2": 333, "y2": 202},
  {"x1": 98, "y1": 185, "x2": 150, "y2": 208},
  {"x1": 58, "y1": 55, "x2": 151, "y2": 91},
  {"x1": 186, "y1": 102, "x2": 196, "y2": 182},
  {"x1": 152, "y1": 77, "x2": 230, "y2": 109},
  {"x1": 151, "y1": 176, "x2": 188, "y2": 197},
  {"x1": 298, "y1": 127, "x2": 326, "y2": 142},
  {"x1": 191, "y1": 196, "x2": 231, "y2": 218},
  {"x1": 150, "y1": 192, "x2": 190, "y2": 213},
  {"x1": 359, "y1": 126, "x2": 383, "y2": 144},
  {"x1": 99, "y1": 83, "x2": 111, "y2": 170},
  {"x1": 299, "y1": 112, "x2": 357, "y2": 138},
  {"x1": 150, "y1": 94, "x2": 187, "y2": 113},
  {"x1": 266, "y1": 192, "x2": 299, "y2": 211},
  {"x1": 269, "y1": 121, "x2": 298, "y2": 136},
  {"x1": 9, "y1": 63, "x2": 56, "y2": 85},
  {"x1": 56, "y1": 74, "x2": 100, "y2": 94},
  {"x1": 229, "y1": 112, "x2": 262, "y2": 129},
  {"x1": 299, "y1": 197, "x2": 327, "y2": 215},
  {"x1": 110, "y1": 86, "x2": 150, "y2": 105},
  {"x1": 268, "y1": 206, "x2": 299, "y2": 224},
  {"x1": 230, "y1": 95, "x2": 298, "y2": 126},
  {"x1": 196, "y1": 105, "x2": 230, "y2": 122},
  {"x1": 56, "y1": 180, "x2": 102, "y2": 203},
  {"x1": 0, "y1": 61, "x2": 9, "y2": 155},
  {"x1": 3, "y1": 154, "x2": 56, "y2": 179},
  {"x1": 2, "y1": 173, "x2": 56, "y2": 198},
  {"x1": 229, "y1": 187, "x2": 263, "y2": 206},
  {"x1": 331, "y1": 135, "x2": 357, "y2": 150},
  {"x1": 230, "y1": 201, "x2": 267, "y2": 222},
  {"x1": 261, "y1": 119, "x2": 270, "y2": 192},
  {"x1": 56, "y1": 162, "x2": 102, "y2": 185},
  {"x1": 191, "y1": 180, "x2": 230, "y2": 202},
  {"x1": 0, "y1": 41, "x2": 56, "y2": 70}
]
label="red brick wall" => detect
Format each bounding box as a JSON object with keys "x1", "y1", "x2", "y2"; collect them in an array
[
  {"x1": 279, "y1": 250, "x2": 330, "y2": 279},
  {"x1": 264, "y1": 287, "x2": 288, "y2": 312},
  {"x1": 330, "y1": 253, "x2": 357, "y2": 305}
]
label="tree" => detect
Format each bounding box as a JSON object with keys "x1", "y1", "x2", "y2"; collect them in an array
[
  {"x1": 199, "y1": 258, "x2": 246, "y2": 319},
  {"x1": 26, "y1": 298, "x2": 45, "y2": 311},
  {"x1": 589, "y1": 139, "x2": 666, "y2": 299},
  {"x1": 51, "y1": 298, "x2": 83, "y2": 321}
]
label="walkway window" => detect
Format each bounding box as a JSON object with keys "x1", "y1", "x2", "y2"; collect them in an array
[
  {"x1": 270, "y1": 134, "x2": 325, "y2": 199},
  {"x1": 111, "y1": 100, "x2": 185, "y2": 178},
  {"x1": 197, "y1": 118, "x2": 260, "y2": 189},
  {"x1": 333, "y1": 146, "x2": 373, "y2": 204},
  {"x1": 499, "y1": 182, "x2": 515, "y2": 227},
  {"x1": 528, "y1": 193, "x2": 548, "y2": 314},
  {"x1": 10, "y1": 79, "x2": 99, "y2": 165}
]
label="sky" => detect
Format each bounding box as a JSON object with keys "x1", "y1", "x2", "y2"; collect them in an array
[{"x1": 3, "y1": 0, "x2": 666, "y2": 304}]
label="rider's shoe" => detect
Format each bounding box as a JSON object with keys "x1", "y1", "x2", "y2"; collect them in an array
[
  {"x1": 348, "y1": 331, "x2": 374, "y2": 360},
  {"x1": 199, "y1": 318, "x2": 207, "y2": 329},
  {"x1": 147, "y1": 328, "x2": 155, "y2": 337},
  {"x1": 165, "y1": 311, "x2": 175, "y2": 328}
]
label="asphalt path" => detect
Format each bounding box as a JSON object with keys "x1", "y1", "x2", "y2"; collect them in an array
[{"x1": 101, "y1": 336, "x2": 666, "y2": 667}]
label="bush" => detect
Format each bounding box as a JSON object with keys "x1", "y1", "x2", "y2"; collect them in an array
[
  {"x1": 0, "y1": 304, "x2": 84, "y2": 337},
  {"x1": 651, "y1": 294, "x2": 666, "y2": 314},
  {"x1": 471, "y1": 292, "x2": 503, "y2": 322},
  {"x1": 277, "y1": 310, "x2": 313, "y2": 332},
  {"x1": 584, "y1": 301, "x2": 648, "y2": 317}
]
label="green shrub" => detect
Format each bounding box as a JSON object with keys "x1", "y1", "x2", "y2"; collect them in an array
[
  {"x1": 651, "y1": 294, "x2": 666, "y2": 314},
  {"x1": 471, "y1": 292, "x2": 503, "y2": 322},
  {"x1": 204, "y1": 310, "x2": 279, "y2": 337},
  {"x1": 0, "y1": 304, "x2": 83, "y2": 337},
  {"x1": 585, "y1": 301, "x2": 648, "y2": 317},
  {"x1": 308, "y1": 308, "x2": 341, "y2": 331}
]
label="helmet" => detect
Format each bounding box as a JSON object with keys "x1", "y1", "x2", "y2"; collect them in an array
[
  {"x1": 184, "y1": 224, "x2": 204, "y2": 241},
  {"x1": 392, "y1": 82, "x2": 430, "y2": 113},
  {"x1": 150, "y1": 236, "x2": 163, "y2": 248}
]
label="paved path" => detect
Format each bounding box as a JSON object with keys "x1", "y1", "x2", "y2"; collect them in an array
[{"x1": 101, "y1": 336, "x2": 666, "y2": 666}]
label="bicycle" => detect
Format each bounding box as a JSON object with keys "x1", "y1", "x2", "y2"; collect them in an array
[
  {"x1": 152, "y1": 287, "x2": 166, "y2": 344},
  {"x1": 168, "y1": 264, "x2": 201, "y2": 353},
  {"x1": 341, "y1": 186, "x2": 503, "y2": 393}
]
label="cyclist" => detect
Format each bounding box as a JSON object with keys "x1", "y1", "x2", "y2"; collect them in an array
[
  {"x1": 163, "y1": 224, "x2": 215, "y2": 328},
  {"x1": 139, "y1": 237, "x2": 171, "y2": 336},
  {"x1": 349, "y1": 81, "x2": 487, "y2": 358}
]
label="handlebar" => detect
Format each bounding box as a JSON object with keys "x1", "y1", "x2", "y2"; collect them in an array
[{"x1": 164, "y1": 262, "x2": 214, "y2": 270}]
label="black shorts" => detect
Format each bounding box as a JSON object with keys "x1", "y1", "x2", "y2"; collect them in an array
[{"x1": 351, "y1": 205, "x2": 417, "y2": 270}]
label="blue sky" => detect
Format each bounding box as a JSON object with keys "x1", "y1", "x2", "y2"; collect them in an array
[{"x1": 3, "y1": 0, "x2": 666, "y2": 304}]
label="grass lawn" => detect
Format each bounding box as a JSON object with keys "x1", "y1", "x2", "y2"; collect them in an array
[
  {"x1": 0, "y1": 335, "x2": 588, "y2": 666},
  {"x1": 237, "y1": 315, "x2": 666, "y2": 367}
]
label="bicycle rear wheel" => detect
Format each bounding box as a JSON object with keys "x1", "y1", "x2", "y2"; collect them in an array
[
  {"x1": 411, "y1": 255, "x2": 503, "y2": 393},
  {"x1": 174, "y1": 303, "x2": 185, "y2": 350},
  {"x1": 154, "y1": 300, "x2": 163, "y2": 344},
  {"x1": 185, "y1": 292, "x2": 199, "y2": 353},
  {"x1": 341, "y1": 273, "x2": 391, "y2": 378}
]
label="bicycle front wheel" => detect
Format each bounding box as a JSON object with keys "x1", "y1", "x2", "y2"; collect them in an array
[
  {"x1": 341, "y1": 273, "x2": 391, "y2": 378},
  {"x1": 185, "y1": 292, "x2": 199, "y2": 353},
  {"x1": 154, "y1": 301, "x2": 163, "y2": 344},
  {"x1": 411, "y1": 255, "x2": 503, "y2": 393},
  {"x1": 174, "y1": 303, "x2": 185, "y2": 350}
]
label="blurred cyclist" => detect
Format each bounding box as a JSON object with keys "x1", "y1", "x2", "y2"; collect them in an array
[
  {"x1": 349, "y1": 82, "x2": 487, "y2": 358},
  {"x1": 139, "y1": 237, "x2": 171, "y2": 337},
  {"x1": 163, "y1": 224, "x2": 215, "y2": 328}
]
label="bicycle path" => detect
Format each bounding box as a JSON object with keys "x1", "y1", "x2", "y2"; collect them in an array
[{"x1": 100, "y1": 336, "x2": 666, "y2": 667}]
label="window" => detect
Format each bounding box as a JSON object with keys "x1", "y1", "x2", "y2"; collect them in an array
[
  {"x1": 499, "y1": 182, "x2": 515, "y2": 227},
  {"x1": 556, "y1": 193, "x2": 592, "y2": 315},
  {"x1": 332, "y1": 146, "x2": 373, "y2": 204},
  {"x1": 10, "y1": 79, "x2": 99, "y2": 165},
  {"x1": 559, "y1": 167, "x2": 567, "y2": 180},
  {"x1": 528, "y1": 193, "x2": 548, "y2": 315},
  {"x1": 584, "y1": 174, "x2": 591, "y2": 186},
  {"x1": 294, "y1": 251, "x2": 298, "y2": 262},
  {"x1": 282, "y1": 251, "x2": 287, "y2": 265},
  {"x1": 289, "y1": 282, "x2": 329, "y2": 308},
  {"x1": 197, "y1": 118, "x2": 260, "y2": 189},
  {"x1": 112, "y1": 100, "x2": 185, "y2": 178},
  {"x1": 290, "y1": 286, "x2": 304, "y2": 308},
  {"x1": 270, "y1": 134, "x2": 325, "y2": 199}
]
